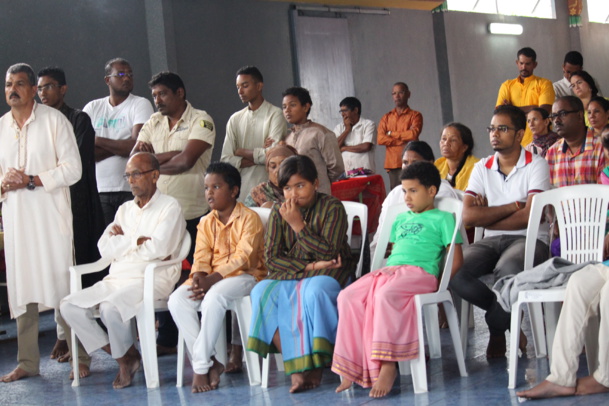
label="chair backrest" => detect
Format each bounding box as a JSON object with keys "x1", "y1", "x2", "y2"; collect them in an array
[
  {"x1": 177, "y1": 231, "x2": 192, "y2": 262},
  {"x1": 249, "y1": 207, "x2": 272, "y2": 229},
  {"x1": 370, "y1": 197, "x2": 464, "y2": 292},
  {"x1": 524, "y1": 184, "x2": 609, "y2": 269},
  {"x1": 341, "y1": 201, "x2": 368, "y2": 278}
]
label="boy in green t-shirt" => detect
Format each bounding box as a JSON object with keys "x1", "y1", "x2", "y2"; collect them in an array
[{"x1": 331, "y1": 161, "x2": 463, "y2": 398}]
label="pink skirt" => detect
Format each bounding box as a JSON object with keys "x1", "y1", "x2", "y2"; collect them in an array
[{"x1": 331, "y1": 265, "x2": 437, "y2": 388}]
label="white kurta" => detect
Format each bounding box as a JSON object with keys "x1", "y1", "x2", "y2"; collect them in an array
[
  {"x1": 65, "y1": 190, "x2": 186, "y2": 322},
  {"x1": 0, "y1": 103, "x2": 82, "y2": 318},
  {"x1": 221, "y1": 100, "x2": 286, "y2": 202}
]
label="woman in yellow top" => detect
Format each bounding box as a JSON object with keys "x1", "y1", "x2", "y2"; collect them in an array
[{"x1": 434, "y1": 122, "x2": 479, "y2": 191}]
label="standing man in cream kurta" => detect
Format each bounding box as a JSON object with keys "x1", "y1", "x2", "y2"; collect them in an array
[
  {"x1": 221, "y1": 66, "x2": 286, "y2": 202},
  {"x1": 133, "y1": 72, "x2": 215, "y2": 354},
  {"x1": 0, "y1": 63, "x2": 82, "y2": 382}
]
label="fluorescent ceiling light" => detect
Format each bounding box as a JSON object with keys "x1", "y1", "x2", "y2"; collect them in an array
[{"x1": 489, "y1": 23, "x2": 523, "y2": 35}]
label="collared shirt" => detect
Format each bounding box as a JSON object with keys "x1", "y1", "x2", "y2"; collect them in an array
[
  {"x1": 545, "y1": 129, "x2": 605, "y2": 188},
  {"x1": 186, "y1": 202, "x2": 266, "y2": 282},
  {"x1": 221, "y1": 100, "x2": 286, "y2": 202},
  {"x1": 496, "y1": 75, "x2": 555, "y2": 146},
  {"x1": 137, "y1": 101, "x2": 216, "y2": 220},
  {"x1": 465, "y1": 148, "x2": 550, "y2": 238},
  {"x1": 285, "y1": 121, "x2": 344, "y2": 195},
  {"x1": 377, "y1": 107, "x2": 423, "y2": 169},
  {"x1": 265, "y1": 193, "x2": 355, "y2": 287},
  {"x1": 84, "y1": 94, "x2": 154, "y2": 192},
  {"x1": 333, "y1": 117, "x2": 376, "y2": 172},
  {"x1": 553, "y1": 77, "x2": 573, "y2": 99}
]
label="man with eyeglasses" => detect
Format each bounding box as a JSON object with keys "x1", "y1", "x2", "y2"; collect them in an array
[
  {"x1": 37, "y1": 66, "x2": 105, "y2": 374},
  {"x1": 496, "y1": 47, "x2": 555, "y2": 147},
  {"x1": 545, "y1": 96, "x2": 605, "y2": 188},
  {"x1": 333, "y1": 96, "x2": 376, "y2": 173},
  {"x1": 84, "y1": 58, "x2": 154, "y2": 226},
  {"x1": 60, "y1": 152, "x2": 186, "y2": 389},
  {"x1": 0, "y1": 63, "x2": 82, "y2": 382},
  {"x1": 449, "y1": 105, "x2": 550, "y2": 359}
]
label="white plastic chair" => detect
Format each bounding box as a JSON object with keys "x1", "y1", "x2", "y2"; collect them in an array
[
  {"x1": 370, "y1": 198, "x2": 468, "y2": 393},
  {"x1": 507, "y1": 184, "x2": 609, "y2": 389},
  {"x1": 176, "y1": 206, "x2": 271, "y2": 387},
  {"x1": 341, "y1": 201, "x2": 368, "y2": 278},
  {"x1": 70, "y1": 232, "x2": 191, "y2": 388}
]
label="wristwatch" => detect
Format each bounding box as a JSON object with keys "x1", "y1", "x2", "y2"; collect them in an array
[{"x1": 26, "y1": 175, "x2": 35, "y2": 191}]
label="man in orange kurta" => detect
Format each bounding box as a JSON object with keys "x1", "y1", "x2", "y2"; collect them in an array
[{"x1": 377, "y1": 82, "x2": 423, "y2": 189}]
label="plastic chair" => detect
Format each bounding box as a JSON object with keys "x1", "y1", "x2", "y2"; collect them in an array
[
  {"x1": 71, "y1": 232, "x2": 191, "y2": 388},
  {"x1": 507, "y1": 184, "x2": 609, "y2": 389},
  {"x1": 341, "y1": 201, "x2": 368, "y2": 278},
  {"x1": 370, "y1": 198, "x2": 468, "y2": 393},
  {"x1": 176, "y1": 207, "x2": 271, "y2": 387}
]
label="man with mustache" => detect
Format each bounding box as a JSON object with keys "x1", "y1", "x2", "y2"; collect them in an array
[
  {"x1": 545, "y1": 96, "x2": 605, "y2": 187},
  {"x1": 0, "y1": 63, "x2": 81, "y2": 382},
  {"x1": 496, "y1": 47, "x2": 555, "y2": 147},
  {"x1": 132, "y1": 71, "x2": 215, "y2": 355},
  {"x1": 84, "y1": 58, "x2": 154, "y2": 226}
]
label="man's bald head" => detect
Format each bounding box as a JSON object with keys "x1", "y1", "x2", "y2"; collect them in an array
[{"x1": 126, "y1": 152, "x2": 160, "y2": 205}]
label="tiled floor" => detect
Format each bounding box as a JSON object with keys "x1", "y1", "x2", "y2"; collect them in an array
[{"x1": 0, "y1": 308, "x2": 604, "y2": 406}]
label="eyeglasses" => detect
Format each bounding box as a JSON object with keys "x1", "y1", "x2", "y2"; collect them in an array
[
  {"x1": 122, "y1": 169, "x2": 155, "y2": 181},
  {"x1": 107, "y1": 72, "x2": 133, "y2": 79},
  {"x1": 37, "y1": 83, "x2": 62, "y2": 92},
  {"x1": 486, "y1": 125, "x2": 516, "y2": 134},
  {"x1": 339, "y1": 109, "x2": 351, "y2": 114},
  {"x1": 548, "y1": 110, "x2": 578, "y2": 120}
]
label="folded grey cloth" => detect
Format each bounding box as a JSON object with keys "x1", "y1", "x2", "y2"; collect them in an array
[{"x1": 492, "y1": 257, "x2": 597, "y2": 312}]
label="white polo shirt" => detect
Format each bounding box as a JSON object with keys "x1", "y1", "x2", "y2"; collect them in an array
[
  {"x1": 465, "y1": 148, "x2": 550, "y2": 238},
  {"x1": 333, "y1": 117, "x2": 376, "y2": 172}
]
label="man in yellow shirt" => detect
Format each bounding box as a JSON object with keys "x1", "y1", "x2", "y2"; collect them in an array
[{"x1": 496, "y1": 47, "x2": 555, "y2": 146}]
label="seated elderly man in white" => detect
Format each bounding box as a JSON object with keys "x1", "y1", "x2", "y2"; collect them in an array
[{"x1": 60, "y1": 152, "x2": 186, "y2": 389}]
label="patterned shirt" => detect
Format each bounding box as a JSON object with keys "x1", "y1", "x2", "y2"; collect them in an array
[
  {"x1": 264, "y1": 193, "x2": 354, "y2": 287},
  {"x1": 545, "y1": 129, "x2": 605, "y2": 188}
]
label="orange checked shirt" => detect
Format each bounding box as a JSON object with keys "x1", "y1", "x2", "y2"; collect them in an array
[{"x1": 377, "y1": 107, "x2": 423, "y2": 169}]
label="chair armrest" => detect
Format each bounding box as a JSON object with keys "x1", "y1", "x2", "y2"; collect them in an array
[
  {"x1": 69, "y1": 258, "x2": 112, "y2": 293},
  {"x1": 143, "y1": 257, "x2": 185, "y2": 304}
]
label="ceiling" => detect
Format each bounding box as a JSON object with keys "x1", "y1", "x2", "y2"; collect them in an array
[{"x1": 264, "y1": 0, "x2": 445, "y2": 11}]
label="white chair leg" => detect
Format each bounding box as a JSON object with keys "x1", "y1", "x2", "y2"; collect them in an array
[
  {"x1": 275, "y1": 353, "x2": 284, "y2": 371},
  {"x1": 176, "y1": 332, "x2": 185, "y2": 387},
  {"x1": 460, "y1": 300, "x2": 470, "y2": 355},
  {"x1": 508, "y1": 302, "x2": 523, "y2": 389},
  {"x1": 543, "y1": 302, "x2": 561, "y2": 363},
  {"x1": 411, "y1": 297, "x2": 428, "y2": 393},
  {"x1": 424, "y1": 304, "x2": 441, "y2": 359},
  {"x1": 136, "y1": 314, "x2": 160, "y2": 389},
  {"x1": 215, "y1": 318, "x2": 228, "y2": 368},
  {"x1": 71, "y1": 329, "x2": 80, "y2": 387},
  {"x1": 527, "y1": 302, "x2": 547, "y2": 358},
  {"x1": 444, "y1": 300, "x2": 467, "y2": 377},
  {"x1": 234, "y1": 297, "x2": 261, "y2": 386},
  {"x1": 261, "y1": 354, "x2": 271, "y2": 388}
]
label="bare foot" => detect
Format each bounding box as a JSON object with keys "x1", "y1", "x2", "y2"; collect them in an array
[
  {"x1": 50, "y1": 339, "x2": 69, "y2": 361},
  {"x1": 1, "y1": 367, "x2": 37, "y2": 383},
  {"x1": 486, "y1": 334, "x2": 506, "y2": 359},
  {"x1": 519, "y1": 330, "x2": 528, "y2": 356},
  {"x1": 225, "y1": 344, "x2": 243, "y2": 374},
  {"x1": 336, "y1": 378, "x2": 353, "y2": 393},
  {"x1": 304, "y1": 368, "x2": 323, "y2": 389},
  {"x1": 156, "y1": 344, "x2": 177, "y2": 357},
  {"x1": 69, "y1": 364, "x2": 91, "y2": 380},
  {"x1": 208, "y1": 357, "x2": 224, "y2": 390},
  {"x1": 576, "y1": 376, "x2": 609, "y2": 396},
  {"x1": 191, "y1": 372, "x2": 212, "y2": 393},
  {"x1": 57, "y1": 352, "x2": 71, "y2": 363},
  {"x1": 113, "y1": 347, "x2": 141, "y2": 389},
  {"x1": 517, "y1": 379, "x2": 575, "y2": 399},
  {"x1": 290, "y1": 372, "x2": 307, "y2": 393},
  {"x1": 369, "y1": 362, "x2": 397, "y2": 398}
]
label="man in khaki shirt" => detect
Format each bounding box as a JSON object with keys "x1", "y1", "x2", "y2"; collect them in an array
[{"x1": 133, "y1": 71, "x2": 216, "y2": 354}]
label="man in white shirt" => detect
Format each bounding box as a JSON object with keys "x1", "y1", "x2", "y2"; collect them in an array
[
  {"x1": 84, "y1": 58, "x2": 154, "y2": 225},
  {"x1": 553, "y1": 51, "x2": 583, "y2": 99},
  {"x1": 333, "y1": 97, "x2": 376, "y2": 173},
  {"x1": 221, "y1": 66, "x2": 286, "y2": 202},
  {"x1": 61, "y1": 152, "x2": 186, "y2": 389}
]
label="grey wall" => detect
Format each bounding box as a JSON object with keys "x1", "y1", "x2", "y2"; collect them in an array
[{"x1": 0, "y1": 0, "x2": 152, "y2": 114}]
